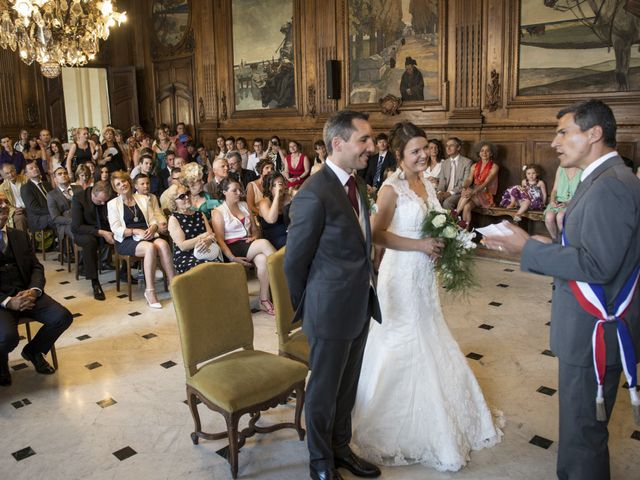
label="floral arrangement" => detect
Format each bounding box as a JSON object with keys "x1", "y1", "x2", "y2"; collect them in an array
[
  {"x1": 421, "y1": 209, "x2": 477, "y2": 295},
  {"x1": 355, "y1": 175, "x2": 378, "y2": 214}
]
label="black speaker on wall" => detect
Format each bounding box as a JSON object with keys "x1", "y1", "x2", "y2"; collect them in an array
[{"x1": 326, "y1": 60, "x2": 341, "y2": 100}]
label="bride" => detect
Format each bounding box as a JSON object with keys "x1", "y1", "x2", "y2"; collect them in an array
[{"x1": 352, "y1": 122, "x2": 503, "y2": 472}]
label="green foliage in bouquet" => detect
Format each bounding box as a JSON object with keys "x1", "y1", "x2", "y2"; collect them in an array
[{"x1": 421, "y1": 210, "x2": 477, "y2": 295}]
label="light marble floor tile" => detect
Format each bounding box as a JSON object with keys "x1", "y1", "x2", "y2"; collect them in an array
[{"x1": 0, "y1": 255, "x2": 638, "y2": 479}]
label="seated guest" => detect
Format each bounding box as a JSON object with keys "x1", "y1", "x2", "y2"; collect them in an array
[
  {"x1": 204, "y1": 157, "x2": 229, "y2": 196},
  {"x1": 247, "y1": 138, "x2": 266, "y2": 174},
  {"x1": 544, "y1": 166, "x2": 581, "y2": 239},
  {"x1": 46, "y1": 167, "x2": 83, "y2": 244},
  {"x1": 166, "y1": 184, "x2": 221, "y2": 274},
  {"x1": 21, "y1": 160, "x2": 56, "y2": 234},
  {"x1": 424, "y1": 138, "x2": 444, "y2": 186},
  {"x1": 133, "y1": 173, "x2": 168, "y2": 234},
  {"x1": 363, "y1": 133, "x2": 396, "y2": 190},
  {"x1": 99, "y1": 126, "x2": 126, "y2": 173},
  {"x1": 283, "y1": 140, "x2": 310, "y2": 188},
  {"x1": 0, "y1": 164, "x2": 28, "y2": 231},
  {"x1": 193, "y1": 143, "x2": 212, "y2": 178},
  {"x1": 246, "y1": 159, "x2": 274, "y2": 216},
  {"x1": 159, "y1": 167, "x2": 182, "y2": 212},
  {"x1": 456, "y1": 142, "x2": 500, "y2": 228},
  {"x1": 71, "y1": 180, "x2": 115, "y2": 301},
  {"x1": 211, "y1": 178, "x2": 276, "y2": 315},
  {"x1": 257, "y1": 172, "x2": 290, "y2": 250},
  {"x1": 0, "y1": 135, "x2": 27, "y2": 174},
  {"x1": 499, "y1": 163, "x2": 547, "y2": 223},
  {"x1": 0, "y1": 191, "x2": 73, "y2": 386},
  {"x1": 95, "y1": 165, "x2": 110, "y2": 184},
  {"x1": 107, "y1": 171, "x2": 175, "y2": 309},
  {"x1": 226, "y1": 150, "x2": 257, "y2": 189},
  {"x1": 182, "y1": 162, "x2": 221, "y2": 220},
  {"x1": 235, "y1": 136, "x2": 250, "y2": 168},
  {"x1": 158, "y1": 150, "x2": 176, "y2": 190},
  {"x1": 73, "y1": 164, "x2": 93, "y2": 190},
  {"x1": 13, "y1": 129, "x2": 29, "y2": 154},
  {"x1": 132, "y1": 155, "x2": 164, "y2": 197},
  {"x1": 437, "y1": 136, "x2": 473, "y2": 210},
  {"x1": 310, "y1": 139, "x2": 327, "y2": 175}
]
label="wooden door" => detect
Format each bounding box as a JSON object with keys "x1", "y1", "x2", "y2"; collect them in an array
[
  {"x1": 153, "y1": 56, "x2": 194, "y2": 132},
  {"x1": 108, "y1": 66, "x2": 140, "y2": 131},
  {"x1": 43, "y1": 75, "x2": 67, "y2": 141}
]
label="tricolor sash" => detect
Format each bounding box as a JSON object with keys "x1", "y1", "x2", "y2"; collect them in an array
[{"x1": 561, "y1": 230, "x2": 640, "y2": 425}]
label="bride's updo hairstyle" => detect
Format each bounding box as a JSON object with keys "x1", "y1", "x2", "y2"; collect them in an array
[{"x1": 388, "y1": 122, "x2": 427, "y2": 162}]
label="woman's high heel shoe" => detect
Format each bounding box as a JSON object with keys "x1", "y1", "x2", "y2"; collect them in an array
[{"x1": 144, "y1": 289, "x2": 162, "y2": 309}]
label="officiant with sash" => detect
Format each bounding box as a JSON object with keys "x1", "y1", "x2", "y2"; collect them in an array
[
  {"x1": 363, "y1": 133, "x2": 396, "y2": 191},
  {"x1": 484, "y1": 99, "x2": 640, "y2": 480}
]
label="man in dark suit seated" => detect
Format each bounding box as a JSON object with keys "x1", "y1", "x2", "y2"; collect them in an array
[
  {"x1": 0, "y1": 191, "x2": 73, "y2": 386},
  {"x1": 20, "y1": 160, "x2": 55, "y2": 234},
  {"x1": 226, "y1": 151, "x2": 257, "y2": 190},
  {"x1": 47, "y1": 167, "x2": 83, "y2": 245},
  {"x1": 71, "y1": 180, "x2": 115, "y2": 301},
  {"x1": 363, "y1": 133, "x2": 396, "y2": 191}
]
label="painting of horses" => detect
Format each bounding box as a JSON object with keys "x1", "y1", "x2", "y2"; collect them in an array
[
  {"x1": 518, "y1": 0, "x2": 640, "y2": 95},
  {"x1": 348, "y1": 0, "x2": 440, "y2": 104},
  {"x1": 231, "y1": 0, "x2": 295, "y2": 110}
]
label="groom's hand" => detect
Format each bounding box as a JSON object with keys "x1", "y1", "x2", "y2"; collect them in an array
[{"x1": 483, "y1": 221, "x2": 530, "y2": 255}]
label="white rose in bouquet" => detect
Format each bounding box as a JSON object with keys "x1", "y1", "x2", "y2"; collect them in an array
[
  {"x1": 432, "y1": 214, "x2": 447, "y2": 228},
  {"x1": 443, "y1": 226, "x2": 458, "y2": 238}
]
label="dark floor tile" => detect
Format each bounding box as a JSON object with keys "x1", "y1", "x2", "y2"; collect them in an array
[
  {"x1": 496, "y1": 283, "x2": 509, "y2": 288},
  {"x1": 113, "y1": 446, "x2": 137, "y2": 461},
  {"x1": 12, "y1": 400, "x2": 24, "y2": 409},
  {"x1": 72, "y1": 313, "x2": 82, "y2": 318},
  {"x1": 22, "y1": 398, "x2": 31, "y2": 405},
  {"x1": 18, "y1": 335, "x2": 25, "y2": 340},
  {"x1": 541, "y1": 349, "x2": 556, "y2": 357},
  {"x1": 631, "y1": 431, "x2": 640, "y2": 441},
  {"x1": 97, "y1": 397, "x2": 117, "y2": 408},
  {"x1": 128, "y1": 311, "x2": 141, "y2": 317},
  {"x1": 621, "y1": 382, "x2": 640, "y2": 391},
  {"x1": 530, "y1": 435, "x2": 553, "y2": 449},
  {"x1": 108, "y1": 280, "x2": 117, "y2": 284},
  {"x1": 479, "y1": 324, "x2": 494, "y2": 330},
  {"x1": 160, "y1": 360, "x2": 177, "y2": 369},
  {"x1": 12, "y1": 446, "x2": 36, "y2": 461},
  {"x1": 503, "y1": 268, "x2": 514, "y2": 272},
  {"x1": 216, "y1": 445, "x2": 230, "y2": 459},
  {"x1": 85, "y1": 362, "x2": 102, "y2": 370},
  {"x1": 142, "y1": 333, "x2": 157, "y2": 339},
  {"x1": 55, "y1": 268, "x2": 65, "y2": 272},
  {"x1": 183, "y1": 397, "x2": 202, "y2": 405},
  {"x1": 466, "y1": 352, "x2": 483, "y2": 361},
  {"x1": 548, "y1": 300, "x2": 552, "y2": 303},
  {"x1": 545, "y1": 321, "x2": 551, "y2": 326},
  {"x1": 11, "y1": 363, "x2": 28, "y2": 371},
  {"x1": 59, "y1": 281, "x2": 70, "y2": 285},
  {"x1": 76, "y1": 335, "x2": 91, "y2": 341},
  {"x1": 117, "y1": 294, "x2": 128, "y2": 299},
  {"x1": 489, "y1": 301, "x2": 502, "y2": 307},
  {"x1": 64, "y1": 295, "x2": 76, "y2": 300},
  {"x1": 250, "y1": 308, "x2": 260, "y2": 313},
  {"x1": 537, "y1": 386, "x2": 557, "y2": 396}
]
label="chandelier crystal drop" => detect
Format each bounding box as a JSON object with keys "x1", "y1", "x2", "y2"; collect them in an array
[{"x1": 0, "y1": 0, "x2": 127, "y2": 77}]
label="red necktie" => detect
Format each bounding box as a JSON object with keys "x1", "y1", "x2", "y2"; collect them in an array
[{"x1": 346, "y1": 176, "x2": 359, "y2": 217}]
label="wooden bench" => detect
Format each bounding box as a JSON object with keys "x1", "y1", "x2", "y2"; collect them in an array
[{"x1": 473, "y1": 207, "x2": 547, "y2": 235}]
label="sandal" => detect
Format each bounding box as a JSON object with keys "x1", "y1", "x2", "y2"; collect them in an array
[
  {"x1": 513, "y1": 215, "x2": 522, "y2": 223},
  {"x1": 260, "y1": 299, "x2": 275, "y2": 315}
]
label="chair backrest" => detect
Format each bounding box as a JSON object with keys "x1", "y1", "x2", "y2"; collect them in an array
[
  {"x1": 267, "y1": 248, "x2": 301, "y2": 344},
  {"x1": 171, "y1": 262, "x2": 254, "y2": 377}
]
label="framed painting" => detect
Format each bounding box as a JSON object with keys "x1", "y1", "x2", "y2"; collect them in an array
[
  {"x1": 231, "y1": 0, "x2": 297, "y2": 111},
  {"x1": 517, "y1": 0, "x2": 640, "y2": 96},
  {"x1": 346, "y1": 0, "x2": 445, "y2": 107},
  {"x1": 152, "y1": 0, "x2": 190, "y2": 49}
]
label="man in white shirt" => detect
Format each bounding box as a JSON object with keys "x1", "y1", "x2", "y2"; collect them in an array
[
  {"x1": 247, "y1": 138, "x2": 267, "y2": 174},
  {"x1": 0, "y1": 164, "x2": 28, "y2": 232},
  {"x1": 437, "y1": 137, "x2": 473, "y2": 210}
]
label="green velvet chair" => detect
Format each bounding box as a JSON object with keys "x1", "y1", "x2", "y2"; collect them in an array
[
  {"x1": 267, "y1": 248, "x2": 309, "y2": 365},
  {"x1": 170, "y1": 262, "x2": 307, "y2": 479}
]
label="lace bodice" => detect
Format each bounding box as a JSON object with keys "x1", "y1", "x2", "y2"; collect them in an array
[{"x1": 381, "y1": 170, "x2": 444, "y2": 239}]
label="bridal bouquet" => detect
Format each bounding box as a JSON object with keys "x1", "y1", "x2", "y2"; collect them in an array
[{"x1": 421, "y1": 210, "x2": 477, "y2": 295}]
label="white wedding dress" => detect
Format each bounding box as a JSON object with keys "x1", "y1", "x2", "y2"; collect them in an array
[{"x1": 352, "y1": 171, "x2": 503, "y2": 472}]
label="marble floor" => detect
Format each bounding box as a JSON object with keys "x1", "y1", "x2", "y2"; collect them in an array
[{"x1": 1, "y1": 253, "x2": 639, "y2": 480}]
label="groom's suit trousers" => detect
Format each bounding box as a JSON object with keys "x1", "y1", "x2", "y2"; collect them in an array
[{"x1": 305, "y1": 321, "x2": 370, "y2": 470}]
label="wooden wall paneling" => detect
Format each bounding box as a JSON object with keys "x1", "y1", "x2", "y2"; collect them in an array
[
  {"x1": 0, "y1": 51, "x2": 21, "y2": 131},
  {"x1": 192, "y1": 0, "x2": 218, "y2": 128},
  {"x1": 108, "y1": 66, "x2": 140, "y2": 131},
  {"x1": 314, "y1": 0, "x2": 338, "y2": 115}
]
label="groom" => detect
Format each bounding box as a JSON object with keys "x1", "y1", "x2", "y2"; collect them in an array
[
  {"x1": 285, "y1": 110, "x2": 382, "y2": 480},
  {"x1": 485, "y1": 99, "x2": 640, "y2": 480}
]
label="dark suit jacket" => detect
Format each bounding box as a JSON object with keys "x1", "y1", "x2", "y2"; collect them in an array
[
  {"x1": 21, "y1": 179, "x2": 53, "y2": 231},
  {"x1": 285, "y1": 164, "x2": 381, "y2": 340},
  {"x1": 0, "y1": 228, "x2": 45, "y2": 305},
  {"x1": 364, "y1": 151, "x2": 397, "y2": 190},
  {"x1": 521, "y1": 156, "x2": 640, "y2": 367},
  {"x1": 47, "y1": 185, "x2": 83, "y2": 233},
  {"x1": 71, "y1": 187, "x2": 111, "y2": 237}
]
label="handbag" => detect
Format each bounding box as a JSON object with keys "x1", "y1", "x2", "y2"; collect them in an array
[{"x1": 194, "y1": 242, "x2": 221, "y2": 261}]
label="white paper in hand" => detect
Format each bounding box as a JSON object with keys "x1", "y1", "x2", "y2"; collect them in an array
[{"x1": 475, "y1": 221, "x2": 514, "y2": 237}]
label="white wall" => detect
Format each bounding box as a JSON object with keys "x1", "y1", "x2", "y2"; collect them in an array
[{"x1": 62, "y1": 67, "x2": 111, "y2": 139}]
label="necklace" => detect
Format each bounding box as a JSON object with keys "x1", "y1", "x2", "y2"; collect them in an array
[{"x1": 125, "y1": 201, "x2": 139, "y2": 222}]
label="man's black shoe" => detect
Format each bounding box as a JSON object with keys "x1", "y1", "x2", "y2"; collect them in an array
[
  {"x1": 0, "y1": 357, "x2": 11, "y2": 386},
  {"x1": 100, "y1": 262, "x2": 116, "y2": 271},
  {"x1": 310, "y1": 466, "x2": 343, "y2": 480},
  {"x1": 21, "y1": 349, "x2": 56, "y2": 375},
  {"x1": 93, "y1": 283, "x2": 106, "y2": 301},
  {"x1": 334, "y1": 451, "x2": 381, "y2": 478}
]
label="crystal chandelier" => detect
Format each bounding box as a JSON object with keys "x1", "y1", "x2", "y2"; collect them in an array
[{"x1": 0, "y1": 0, "x2": 127, "y2": 78}]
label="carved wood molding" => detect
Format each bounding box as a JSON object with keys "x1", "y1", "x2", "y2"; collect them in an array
[
  {"x1": 378, "y1": 94, "x2": 402, "y2": 116},
  {"x1": 307, "y1": 85, "x2": 317, "y2": 118},
  {"x1": 486, "y1": 69, "x2": 500, "y2": 112},
  {"x1": 220, "y1": 90, "x2": 228, "y2": 121}
]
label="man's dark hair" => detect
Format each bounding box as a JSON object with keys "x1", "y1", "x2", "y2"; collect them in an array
[
  {"x1": 447, "y1": 137, "x2": 462, "y2": 148},
  {"x1": 171, "y1": 167, "x2": 182, "y2": 175},
  {"x1": 253, "y1": 137, "x2": 264, "y2": 146},
  {"x1": 375, "y1": 133, "x2": 388, "y2": 143},
  {"x1": 133, "y1": 173, "x2": 149, "y2": 184},
  {"x1": 225, "y1": 151, "x2": 242, "y2": 163},
  {"x1": 323, "y1": 110, "x2": 370, "y2": 155},
  {"x1": 92, "y1": 180, "x2": 112, "y2": 196},
  {"x1": 557, "y1": 99, "x2": 617, "y2": 148}
]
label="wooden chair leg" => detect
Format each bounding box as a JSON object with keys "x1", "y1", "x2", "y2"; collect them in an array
[
  {"x1": 40, "y1": 230, "x2": 46, "y2": 260},
  {"x1": 49, "y1": 345, "x2": 58, "y2": 370},
  {"x1": 74, "y1": 244, "x2": 80, "y2": 281},
  {"x1": 114, "y1": 252, "x2": 121, "y2": 292},
  {"x1": 293, "y1": 382, "x2": 306, "y2": 441},
  {"x1": 66, "y1": 236, "x2": 72, "y2": 273},
  {"x1": 225, "y1": 412, "x2": 241, "y2": 479},
  {"x1": 25, "y1": 321, "x2": 32, "y2": 342},
  {"x1": 126, "y1": 256, "x2": 133, "y2": 301}
]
